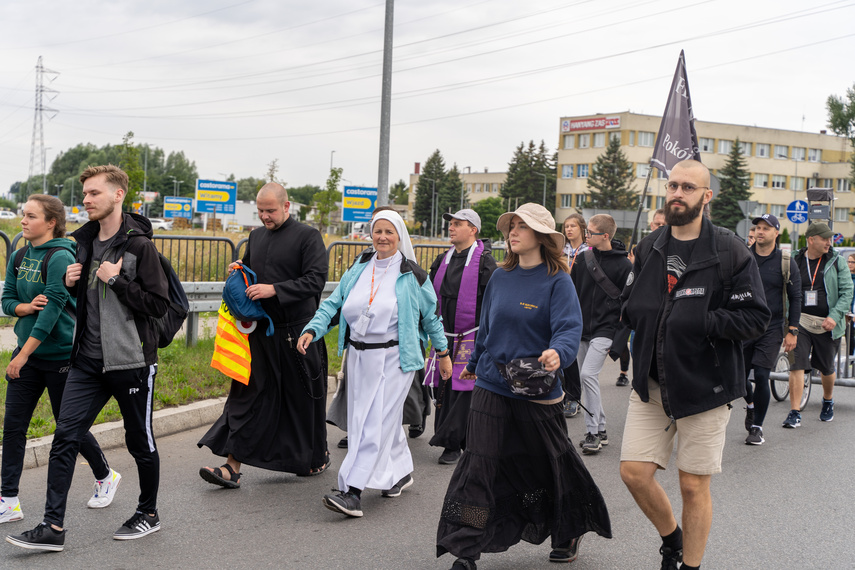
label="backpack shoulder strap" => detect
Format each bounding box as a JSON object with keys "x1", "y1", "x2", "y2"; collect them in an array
[
  {"x1": 583, "y1": 248, "x2": 622, "y2": 300},
  {"x1": 714, "y1": 227, "x2": 735, "y2": 293},
  {"x1": 40, "y1": 247, "x2": 65, "y2": 284},
  {"x1": 13, "y1": 245, "x2": 29, "y2": 277}
]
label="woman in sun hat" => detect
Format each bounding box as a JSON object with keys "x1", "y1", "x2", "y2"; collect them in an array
[{"x1": 435, "y1": 203, "x2": 612, "y2": 569}]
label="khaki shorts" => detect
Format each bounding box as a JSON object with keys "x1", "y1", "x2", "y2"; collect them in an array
[{"x1": 620, "y1": 378, "x2": 731, "y2": 475}]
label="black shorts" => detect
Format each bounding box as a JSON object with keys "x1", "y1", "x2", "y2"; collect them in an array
[
  {"x1": 743, "y1": 327, "x2": 784, "y2": 370},
  {"x1": 791, "y1": 324, "x2": 839, "y2": 375}
]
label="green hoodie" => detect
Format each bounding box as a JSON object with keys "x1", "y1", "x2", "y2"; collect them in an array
[{"x1": 1, "y1": 238, "x2": 77, "y2": 360}]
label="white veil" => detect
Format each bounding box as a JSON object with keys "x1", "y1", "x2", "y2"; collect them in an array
[{"x1": 370, "y1": 210, "x2": 416, "y2": 262}]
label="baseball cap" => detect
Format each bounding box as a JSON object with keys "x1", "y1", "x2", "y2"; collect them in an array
[
  {"x1": 805, "y1": 222, "x2": 834, "y2": 239},
  {"x1": 443, "y1": 208, "x2": 481, "y2": 232},
  {"x1": 751, "y1": 213, "x2": 780, "y2": 231}
]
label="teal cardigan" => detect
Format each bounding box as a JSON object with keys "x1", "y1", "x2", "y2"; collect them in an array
[{"x1": 302, "y1": 251, "x2": 448, "y2": 372}]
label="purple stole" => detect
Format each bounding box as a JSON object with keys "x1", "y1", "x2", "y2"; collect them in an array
[{"x1": 425, "y1": 240, "x2": 483, "y2": 392}]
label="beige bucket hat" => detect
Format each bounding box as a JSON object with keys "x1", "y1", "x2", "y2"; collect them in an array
[{"x1": 496, "y1": 203, "x2": 565, "y2": 251}]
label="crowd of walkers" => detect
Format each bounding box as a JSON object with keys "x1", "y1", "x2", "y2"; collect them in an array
[{"x1": 1, "y1": 159, "x2": 852, "y2": 570}]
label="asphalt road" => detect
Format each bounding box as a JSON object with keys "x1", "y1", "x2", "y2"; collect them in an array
[{"x1": 2, "y1": 357, "x2": 854, "y2": 569}]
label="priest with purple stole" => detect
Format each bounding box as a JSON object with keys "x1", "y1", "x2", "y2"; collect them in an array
[{"x1": 426, "y1": 209, "x2": 498, "y2": 465}]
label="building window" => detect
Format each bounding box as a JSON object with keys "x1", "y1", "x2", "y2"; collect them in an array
[
  {"x1": 576, "y1": 194, "x2": 588, "y2": 207},
  {"x1": 792, "y1": 177, "x2": 805, "y2": 191},
  {"x1": 563, "y1": 135, "x2": 575, "y2": 149},
  {"x1": 560, "y1": 194, "x2": 573, "y2": 208},
  {"x1": 629, "y1": 131, "x2": 635, "y2": 146},
  {"x1": 645, "y1": 195, "x2": 666, "y2": 209},
  {"x1": 609, "y1": 131, "x2": 621, "y2": 143},
  {"x1": 579, "y1": 134, "x2": 590, "y2": 149},
  {"x1": 772, "y1": 175, "x2": 787, "y2": 189},
  {"x1": 738, "y1": 141, "x2": 751, "y2": 155},
  {"x1": 754, "y1": 173, "x2": 769, "y2": 188},
  {"x1": 593, "y1": 133, "x2": 606, "y2": 148},
  {"x1": 839, "y1": 178, "x2": 851, "y2": 192},
  {"x1": 774, "y1": 145, "x2": 787, "y2": 159},
  {"x1": 791, "y1": 147, "x2": 806, "y2": 161},
  {"x1": 492, "y1": 183, "x2": 499, "y2": 193},
  {"x1": 835, "y1": 208, "x2": 849, "y2": 222},
  {"x1": 638, "y1": 132, "x2": 655, "y2": 147},
  {"x1": 808, "y1": 148, "x2": 821, "y2": 162},
  {"x1": 699, "y1": 137, "x2": 714, "y2": 152},
  {"x1": 577, "y1": 164, "x2": 589, "y2": 178},
  {"x1": 637, "y1": 163, "x2": 650, "y2": 178},
  {"x1": 474, "y1": 183, "x2": 482, "y2": 193},
  {"x1": 807, "y1": 177, "x2": 832, "y2": 189},
  {"x1": 770, "y1": 204, "x2": 785, "y2": 218},
  {"x1": 718, "y1": 140, "x2": 733, "y2": 154},
  {"x1": 756, "y1": 143, "x2": 770, "y2": 158},
  {"x1": 562, "y1": 165, "x2": 574, "y2": 179}
]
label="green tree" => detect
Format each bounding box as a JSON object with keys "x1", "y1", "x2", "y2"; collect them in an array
[
  {"x1": 502, "y1": 141, "x2": 555, "y2": 212},
  {"x1": 438, "y1": 165, "x2": 462, "y2": 223},
  {"x1": 314, "y1": 167, "x2": 342, "y2": 235},
  {"x1": 471, "y1": 197, "x2": 505, "y2": 241},
  {"x1": 288, "y1": 184, "x2": 321, "y2": 206},
  {"x1": 236, "y1": 177, "x2": 265, "y2": 201},
  {"x1": 711, "y1": 137, "x2": 751, "y2": 232},
  {"x1": 827, "y1": 84, "x2": 855, "y2": 188},
  {"x1": 119, "y1": 132, "x2": 145, "y2": 209},
  {"x1": 389, "y1": 179, "x2": 409, "y2": 205},
  {"x1": 586, "y1": 137, "x2": 637, "y2": 209},
  {"x1": 415, "y1": 150, "x2": 446, "y2": 236}
]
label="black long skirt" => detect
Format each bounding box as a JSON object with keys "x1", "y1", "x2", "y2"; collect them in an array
[{"x1": 436, "y1": 387, "x2": 612, "y2": 561}]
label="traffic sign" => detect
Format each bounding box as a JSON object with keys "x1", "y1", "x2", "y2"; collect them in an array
[
  {"x1": 738, "y1": 200, "x2": 759, "y2": 217},
  {"x1": 195, "y1": 179, "x2": 236, "y2": 214},
  {"x1": 834, "y1": 233, "x2": 844, "y2": 246},
  {"x1": 164, "y1": 196, "x2": 193, "y2": 219},
  {"x1": 786, "y1": 200, "x2": 809, "y2": 224},
  {"x1": 342, "y1": 186, "x2": 377, "y2": 222}
]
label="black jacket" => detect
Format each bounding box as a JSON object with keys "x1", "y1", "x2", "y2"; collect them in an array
[
  {"x1": 620, "y1": 219, "x2": 771, "y2": 420},
  {"x1": 572, "y1": 239, "x2": 632, "y2": 341},
  {"x1": 69, "y1": 213, "x2": 169, "y2": 369}
]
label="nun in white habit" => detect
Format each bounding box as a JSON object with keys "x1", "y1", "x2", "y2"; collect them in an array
[{"x1": 298, "y1": 211, "x2": 452, "y2": 518}]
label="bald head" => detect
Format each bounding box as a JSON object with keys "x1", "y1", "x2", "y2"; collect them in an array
[
  {"x1": 257, "y1": 182, "x2": 289, "y2": 205},
  {"x1": 671, "y1": 159, "x2": 710, "y2": 187}
]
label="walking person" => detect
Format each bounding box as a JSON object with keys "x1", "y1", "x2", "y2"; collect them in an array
[
  {"x1": 0, "y1": 195, "x2": 119, "y2": 526},
  {"x1": 6, "y1": 165, "x2": 170, "y2": 552},
  {"x1": 297, "y1": 211, "x2": 451, "y2": 518},
  {"x1": 436, "y1": 203, "x2": 611, "y2": 569},
  {"x1": 742, "y1": 214, "x2": 801, "y2": 445},
  {"x1": 619, "y1": 160, "x2": 770, "y2": 569},
  {"x1": 561, "y1": 213, "x2": 588, "y2": 417}
]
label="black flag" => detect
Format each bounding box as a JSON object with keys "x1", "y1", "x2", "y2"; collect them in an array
[{"x1": 650, "y1": 50, "x2": 701, "y2": 175}]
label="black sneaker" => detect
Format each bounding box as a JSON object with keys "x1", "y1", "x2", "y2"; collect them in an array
[
  {"x1": 659, "y1": 545, "x2": 682, "y2": 570},
  {"x1": 381, "y1": 474, "x2": 413, "y2": 498},
  {"x1": 744, "y1": 406, "x2": 755, "y2": 432},
  {"x1": 113, "y1": 511, "x2": 160, "y2": 540},
  {"x1": 408, "y1": 424, "x2": 425, "y2": 438},
  {"x1": 323, "y1": 490, "x2": 363, "y2": 517},
  {"x1": 597, "y1": 430, "x2": 609, "y2": 446},
  {"x1": 745, "y1": 426, "x2": 764, "y2": 445},
  {"x1": 549, "y1": 535, "x2": 582, "y2": 563},
  {"x1": 338, "y1": 436, "x2": 348, "y2": 449},
  {"x1": 438, "y1": 449, "x2": 462, "y2": 465},
  {"x1": 6, "y1": 522, "x2": 65, "y2": 552},
  {"x1": 616, "y1": 373, "x2": 629, "y2": 386},
  {"x1": 581, "y1": 433, "x2": 601, "y2": 455},
  {"x1": 451, "y1": 558, "x2": 477, "y2": 570},
  {"x1": 782, "y1": 410, "x2": 801, "y2": 429}
]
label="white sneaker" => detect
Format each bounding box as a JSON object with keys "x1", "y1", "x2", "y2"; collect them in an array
[
  {"x1": 0, "y1": 497, "x2": 23, "y2": 523},
  {"x1": 88, "y1": 469, "x2": 122, "y2": 508}
]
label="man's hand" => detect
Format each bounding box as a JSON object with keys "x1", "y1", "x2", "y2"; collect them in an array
[
  {"x1": 246, "y1": 283, "x2": 275, "y2": 300},
  {"x1": 439, "y1": 355, "x2": 453, "y2": 380},
  {"x1": 822, "y1": 316, "x2": 836, "y2": 332},
  {"x1": 782, "y1": 333, "x2": 797, "y2": 353},
  {"x1": 65, "y1": 263, "x2": 83, "y2": 287},
  {"x1": 228, "y1": 260, "x2": 243, "y2": 274},
  {"x1": 97, "y1": 257, "x2": 123, "y2": 284},
  {"x1": 296, "y1": 332, "x2": 314, "y2": 354}
]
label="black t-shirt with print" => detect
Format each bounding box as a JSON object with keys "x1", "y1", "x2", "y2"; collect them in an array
[{"x1": 799, "y1": 254, "x2": 829, "y2": 317}]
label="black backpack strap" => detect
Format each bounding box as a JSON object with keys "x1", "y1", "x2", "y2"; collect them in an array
[
  {"x1": 13, "y1": 245, "x2": 29, "y2": 277},
  {"x1": 40, "y1": 247, "x2": 63, "y2": 284},
  {"x1": 583, "y1": 248, "x2": 622, "y2": 300},
  {"x1": 714, "y1": 227, "x2": 736, "y2": 296}
]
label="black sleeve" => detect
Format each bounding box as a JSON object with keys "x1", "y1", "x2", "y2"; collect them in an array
[{"x1": 786, "y1": 257, "x2": 802, "y2": 328}]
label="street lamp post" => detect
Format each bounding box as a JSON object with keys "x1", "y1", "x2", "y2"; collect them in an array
[
  {"x1": 330, "y1": 150, "x2": 335, "y2": 171},
  {"x1": 461, "y1": 166, "x2": 471, "y2": 209},
  {"x1": 534, "y1": 172, "x2": 548, "y2": 207},
  {"x1": 778, "y1": 152, "x2": 801, "y2": 246},
  {"x1": 54, "y1": 184, "x2": 63, "y2": 198}
]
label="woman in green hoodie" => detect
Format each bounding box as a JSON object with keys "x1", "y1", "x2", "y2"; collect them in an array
[{"x1": 0, "y1": 195, "x2": 120, "y2": 525}]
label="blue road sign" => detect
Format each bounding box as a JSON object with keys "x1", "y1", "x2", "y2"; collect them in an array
[
  {"x1": 787, "y1": 200, "x2": 809, "y2": 224},
  {"x1": 195, "y1": 179, "x2": 237, "y2": 214},
  {"x1": 834, "y1": 233, "x2": 844, "y2": 246},
  {"x1": 164, "y1": 196, "x2": 193, "y2": 219},
  {"x1": 342, "y1": 186, "x2": 377, "y2": 222}
]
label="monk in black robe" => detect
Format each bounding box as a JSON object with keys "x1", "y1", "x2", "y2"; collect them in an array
[{"x1": 198, "y1": 183, "x2": 329, "y2": 486}]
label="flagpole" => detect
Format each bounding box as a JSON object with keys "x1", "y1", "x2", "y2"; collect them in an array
[{"x1": 628, "y1": 166, "x2": 654, "y2": 252}]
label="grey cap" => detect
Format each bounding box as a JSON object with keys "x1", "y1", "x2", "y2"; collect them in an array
[{"x1": 443, "y1": 208, "x2": 481, "y2": 232}]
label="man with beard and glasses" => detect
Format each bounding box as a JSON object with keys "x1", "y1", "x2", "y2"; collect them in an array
[{"x1": 618, "y1": 160, "x2": 770, "y2": 569}]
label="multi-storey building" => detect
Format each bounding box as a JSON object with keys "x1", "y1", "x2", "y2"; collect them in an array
[
  {"x1": 407, "y1": 167, "x2": 507, "y2": 227},
  {"x1": 556, "y1": 111, "x2": 853, "y2": 237}
]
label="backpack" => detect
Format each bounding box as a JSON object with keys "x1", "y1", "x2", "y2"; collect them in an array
[{"x1": 116, "y1": 239, "x2": 189, "y2": 348}]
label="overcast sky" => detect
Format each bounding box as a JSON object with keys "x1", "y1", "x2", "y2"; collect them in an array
[{"x1": 0, "y1": 0, "x2": 852, "y2": 196}]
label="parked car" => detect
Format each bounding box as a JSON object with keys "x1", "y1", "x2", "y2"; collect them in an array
[
  {"x1": 67, "y1": 211, "x2": 89, "y2": 224},
  {"x1": 0, "y1": 211, "x2": 17, "y2": 220},
  {"x1": 148, "y1": 218, "x2": 174, "y2": 231}
]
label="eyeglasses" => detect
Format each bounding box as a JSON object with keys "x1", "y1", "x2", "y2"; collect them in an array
[
  {"x1": 666, "y1": 182, "x2": 709, "y2": 194},
  {"x1": 585, "y1": 230, "x2": 606, "y2": 237}
]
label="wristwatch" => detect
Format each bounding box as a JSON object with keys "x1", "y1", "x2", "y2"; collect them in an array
[
  {"x1": 107, "y1": 275, "x2": 119, "y2": 287},
  {"x1": 788, "y1": 328, "x2": 798, "y2": 336},
  {"x1": 437, "y1": 350, "x2": 451, "y2": 359}
]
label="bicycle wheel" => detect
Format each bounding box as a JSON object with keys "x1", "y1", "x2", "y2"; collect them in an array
[
  {"x1": 770, "y1": 352, "x2": 790, "y2": 402},
  {"x1": 798, "y1": 369, "x2": 813, "y2": 411}
]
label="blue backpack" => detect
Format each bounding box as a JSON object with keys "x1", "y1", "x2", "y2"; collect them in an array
[{"x1": 223, "y1": 264, "x2": 275, "y2": 336}]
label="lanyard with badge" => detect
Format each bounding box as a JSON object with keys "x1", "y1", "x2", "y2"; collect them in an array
[
  {"x1": 805, "y1": 256, "x2": 822, "y2": 306},
  {"x1": 353, "y1": 259, "x2": 391, "y2": 335}
]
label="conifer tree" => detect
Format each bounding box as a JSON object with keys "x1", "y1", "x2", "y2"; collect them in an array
[
  {"x1": 711, "y1": 137, "x2": 751, "y2": 232},
  {"x1": 415, "y1": 150, "x2": 446, "y2": 236},
  {"x1": 586, "y1": 137, "x2": 637, "y2": 209}
]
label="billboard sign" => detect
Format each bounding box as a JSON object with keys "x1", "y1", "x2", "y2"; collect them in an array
[
  {"x1": 164, "y1": 196, "x2": 193, "y2": 219},
  {"x1": 342, "y1": 186, "x2": 377, "y2": 222},
  {"x1": 195, "y1": 179, "x2": 237, "y2": 214}
]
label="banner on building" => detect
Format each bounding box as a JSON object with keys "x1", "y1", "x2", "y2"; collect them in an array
[{"x1": 650, "y1": 50, "x2": 701, "y2": 175}]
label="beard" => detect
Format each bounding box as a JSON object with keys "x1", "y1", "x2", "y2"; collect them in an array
[
  {"x1": 87, "y1": 201, "x2": 115, "y2": 222},
  {"x1": 665, "y1": 197, "x2": 704, "y2": 226}
]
